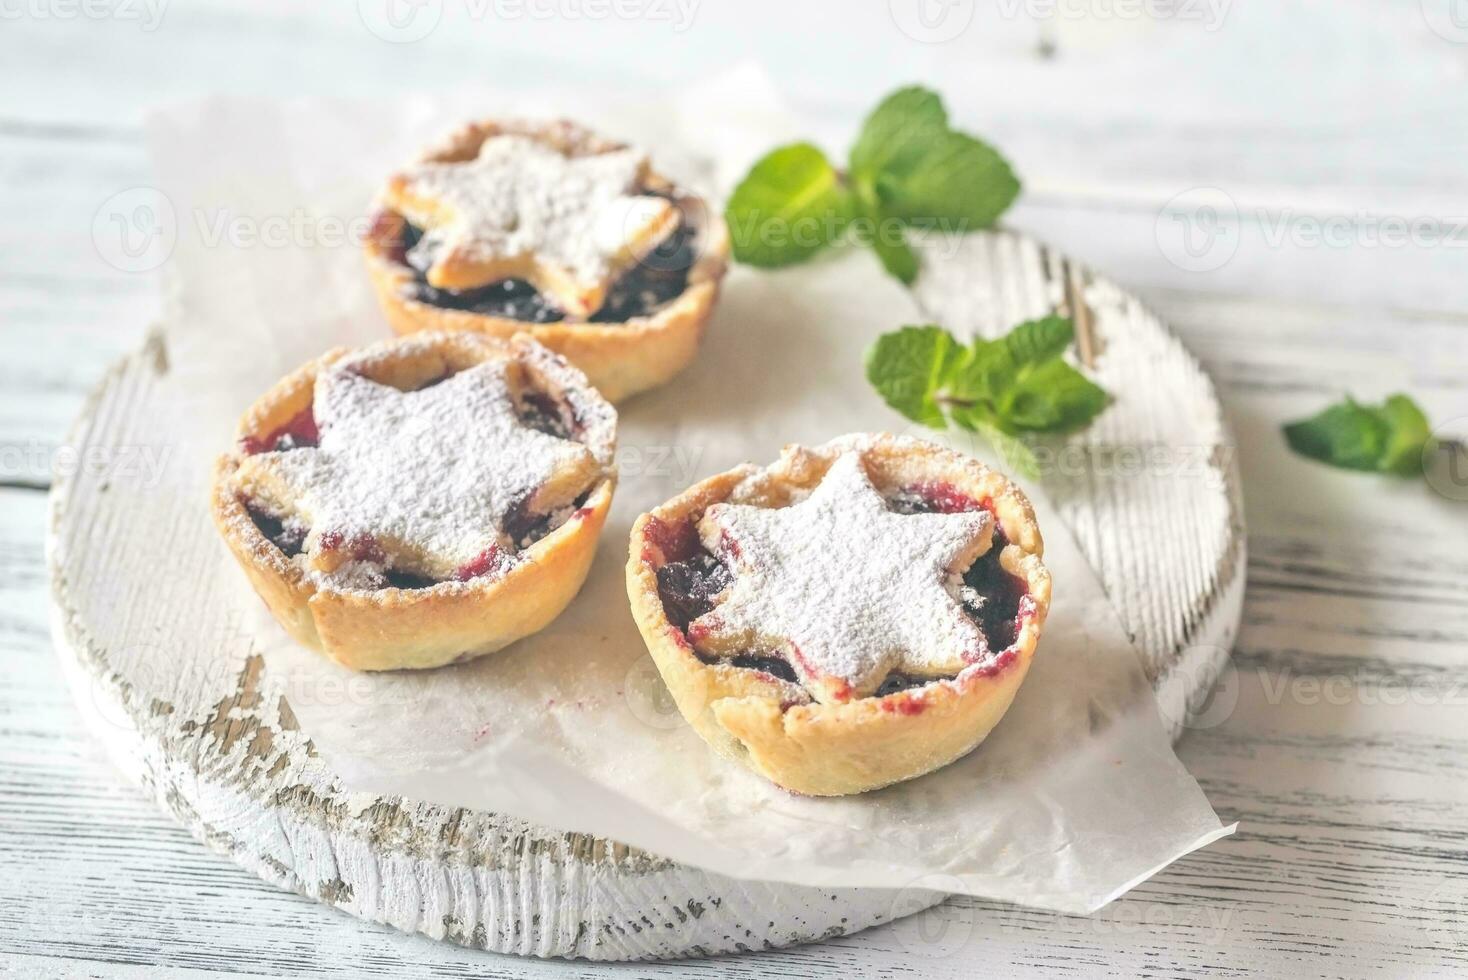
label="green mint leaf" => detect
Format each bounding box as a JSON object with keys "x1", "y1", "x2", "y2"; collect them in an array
[
  {"x1": 849, "y1": 86, "x2": 949, "y2": 193},
  {"x1": 867, "y1": 231, "x2": 920, "y2": 284},
  {"x1": 1283, "y1": 398, "x2": 1389, "y2": 472},
  {"x1": 1004, "y1": 315, "x2": 1075, "y2": 366},
  {"x1": 1003, "y1": 359, "x2": 1109, "y2": 433},
  {"x1": 874, "y1": 129, "x2": 1020, "y2": 231},
  {"x1": 728, "y1": 85, "x2": 1021, "y2": 282},
  {"x1": 1283, "y1": 393, "x2": 1433, "y2": 475},
  {"x1": 1375, "y1": 394, "x2": 1432, "y2": 476},
  {"x1": 946, "y1": 337, "x2": 1014, "y2": 405},
  {"x1": 867, "y1": 315, "x2": 1107, "y2": 475},
  {"x1": 864, "y1": 325, "x2": 963, "y2": 426},
  {"x1": 724, "y1": 142, "x2": 852, "y2": 268}
]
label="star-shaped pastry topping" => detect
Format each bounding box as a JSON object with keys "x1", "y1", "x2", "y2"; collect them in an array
[
  {"x1": 386, "y1": 134, "x2": 679, "y2": 318},
  {"x1": 235, "y1": 358, "x2": 600, "y2": 585},
  {"x1": 688, "y1": 452, "x2": 994, "y2": 703}
]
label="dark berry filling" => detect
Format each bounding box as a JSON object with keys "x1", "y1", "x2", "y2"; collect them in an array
[
  {"x1": 961, "y1": 522, "x2": 1028, "y2": 652},
  {"x1": 241, "y1": 406, "x2": 319, "y2": 455},
  {"x1": 885, "y1": 480, "x2": 982, "y2": 515},
  {"x1": 887, "y1": 483, "x2": 1030, "y2": 654},
  {"x1": 656, "y1": 550, "x2": 732, "y2": 631},
  {"x1": 874, "y1": 672, "x2": 940, "y2": 697},
  {"x1": 244, "y1": 503, "x2": 306, "y2": 557},
  {"x1": 398, "y1": 213, "x2": 696, "y2": 324},
  {"x1": 501, "y1": 489, "x2": 595, "y2": 550},
  {"x1": 726, "y1": 655, "x2": 797, "y2": 684},
  {"x1": 515, "y1": 389, "x2": 577, "y2": 440},
  {"x1": 383, "y1": 569, "x2": 437, "y2": 590}
]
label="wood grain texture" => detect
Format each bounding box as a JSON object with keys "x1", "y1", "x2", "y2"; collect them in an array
[{"x1": 7, "y1": 2, "x2": 1468, "y2": 973}]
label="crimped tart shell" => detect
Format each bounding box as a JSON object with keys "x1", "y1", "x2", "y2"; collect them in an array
[
  {"x1": 626, "y1": 434, "x2": 1051, "y2": 796},
  {"x1": 363, "y1": 119, "x2": 730, "y2": 403},
  {"x1": 211, "y1": 331, "x2": 617, "y2": 671}
]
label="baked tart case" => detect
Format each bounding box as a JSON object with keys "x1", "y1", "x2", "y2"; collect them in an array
[
  {"x1": 211, "y1": 331, "x2": 617, "y2": 671},
  {"x1": 364, "y1": 118, "x2": 730, "y2": 403},
  {"x1": 626, "y1": 433, "x2": 1051, "y2": 797}
]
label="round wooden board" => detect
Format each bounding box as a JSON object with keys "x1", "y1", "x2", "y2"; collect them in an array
[{"x1": 47, "y1": 231, "x2": 1244, "y2": 961}]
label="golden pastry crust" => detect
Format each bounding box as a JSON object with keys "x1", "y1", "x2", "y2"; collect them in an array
[
  {"x1": 625, "y1": 434, "x2": 1051, "y2": 797},
  {"x1": 363, "y1": 118, "x2": 730, "y2": 403},
  {"x1": 211, "y1": 332, "x2": 617, "y2": 672}
]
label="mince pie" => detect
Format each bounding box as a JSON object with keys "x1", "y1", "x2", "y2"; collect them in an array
[
  {"x1": 211, "y1": 331, "x2": 617, "y2": 671},
  {"x1": 364, "y1": 119, "x2": 730, "y2": 403},
  {"x1": 626, "y1": 434, "x2": 1051, "y2": 796}
]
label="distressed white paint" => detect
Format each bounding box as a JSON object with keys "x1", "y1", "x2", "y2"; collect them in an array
[{"x1": 44, "y1": 226, "x2": 1241, "y2": 959}]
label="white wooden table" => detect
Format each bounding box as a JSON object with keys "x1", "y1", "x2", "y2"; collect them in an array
[{"x1": 4, "y1": 3, "x2": 1467, "y2": 976}]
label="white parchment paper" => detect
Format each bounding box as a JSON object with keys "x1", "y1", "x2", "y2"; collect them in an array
[{"x1": 150, "y1": 72, "x2": 1230, "y2": 914}]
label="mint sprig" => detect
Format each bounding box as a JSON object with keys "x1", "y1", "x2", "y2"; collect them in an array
[
  {"x1": 865, "y1": 316, "x2": 1108, "y2": 476},
  {"x1": 723, "y1": 143, "x2": 852, "y2": 268},
  {"x1": 1283, "y1": 394, "x2": 1433, "y2": 476},
  {"x1": 725, "y1": 86, "x2": 1020, "y2": 284}
]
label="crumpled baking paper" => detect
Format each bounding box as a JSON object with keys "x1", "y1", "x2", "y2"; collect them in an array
[{"x1": 149, "y1": 71, "x2": 1230, "y2": 914}]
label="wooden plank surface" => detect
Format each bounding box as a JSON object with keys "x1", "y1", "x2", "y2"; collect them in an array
[{"x1": 5, "y1": 1, "x2": 1468, "y2": 975}]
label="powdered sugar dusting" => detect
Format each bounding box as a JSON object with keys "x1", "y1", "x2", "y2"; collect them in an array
[
  {"x1": 690, "y1": 452, "x2": 994, "y2": 701},
  {"x1": 236, "y1": 357, "x2": 599, "y2": 588},
  {"x1": 400, "y1": 134, "x2": 672, "y2": 298}
]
